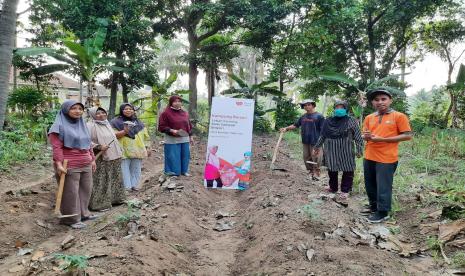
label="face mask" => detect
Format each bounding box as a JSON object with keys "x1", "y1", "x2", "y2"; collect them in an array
[{"x1": 334, "y1": 108, "x2": 347, "y2": 117}]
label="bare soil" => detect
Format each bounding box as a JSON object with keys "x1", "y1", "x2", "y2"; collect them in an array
[{"x1": 0, "y1": 135, "x2": 456, "y2": 275}]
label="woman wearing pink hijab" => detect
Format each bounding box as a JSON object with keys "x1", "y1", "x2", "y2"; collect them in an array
[{"x1": 204, "y1": 145, "x2": 223, "y2": 188}]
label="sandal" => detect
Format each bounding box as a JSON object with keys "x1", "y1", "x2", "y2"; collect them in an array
[
  {"x1": 70, "y1": 222, "x2": 87, "y2": 229},
  {"x1": 324, "y1": 187, "x2": 337, "y2": 193},
  {"x1": 339, "y1": 192, "x2": 349, "y2": 199},
  {"x1": 82, "y1": 214, "x2": 99, "y2": 221}
]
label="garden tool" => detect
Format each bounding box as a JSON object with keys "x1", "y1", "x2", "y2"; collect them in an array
[
  {"x1": 270, "y1": 132, "x2": 288, "y2": 172},
  {"x1": 54, "y1": 160, "x2": 78, "y2": 218},
  {"x1": 94, "y1": 139, "x2": 115, "y2": 160}
]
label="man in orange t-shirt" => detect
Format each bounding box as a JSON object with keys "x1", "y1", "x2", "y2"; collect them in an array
[{"x1": 362, "y1": 89, "x2": 412, "y2": 223}]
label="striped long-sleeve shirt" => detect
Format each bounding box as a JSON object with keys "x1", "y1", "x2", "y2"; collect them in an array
[{"x1": 315, "y1": 117, "x2": 364, "y2": 172}]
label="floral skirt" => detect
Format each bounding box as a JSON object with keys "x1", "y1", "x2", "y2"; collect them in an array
[{"x1": 89, "y1": 158, "x2": 126, "y2": 211}]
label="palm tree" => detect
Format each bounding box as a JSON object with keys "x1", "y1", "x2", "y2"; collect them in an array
[{"x1": 0, "y1": 0, "x2": 20, "y2": 130}]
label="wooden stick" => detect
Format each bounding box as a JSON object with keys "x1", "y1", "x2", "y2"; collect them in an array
[
  {"x1": 94, "y1": 140, "x2": 115, "y2": 160},
  {"x1": 270, "y1": 132, "x2": 284, "y2": 168},
  {"x1": 439, "y1": 243, "x2": 451, "y2": 265},
  {"x1": 54, "y1": 159, "x2": 68, "y2": 215}
]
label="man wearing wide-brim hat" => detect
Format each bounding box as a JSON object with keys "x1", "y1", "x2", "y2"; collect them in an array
[
  {"x1": 361, "y1": 88, "x2": 413, "y2": 223},
  {"x1": 280, "y1": 99, "x2": 325, "y2": 181}
]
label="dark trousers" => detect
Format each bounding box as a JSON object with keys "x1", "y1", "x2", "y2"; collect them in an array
[
  {"x1": 363, "y1": 159, "x2": 398, "y2": 212},
  {"x1": 206, "y1": 178, "x2": 223, "y2": 188},
  {"x1": 328, "y1": 171, "x2": 354, "y2": 193}
]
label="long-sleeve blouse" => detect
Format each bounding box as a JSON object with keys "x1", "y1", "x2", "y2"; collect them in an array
[
  {"x1": 49, "y1": 133, "x2": 95, "y2": 169},
  {"x1": 315, "y1": 117, "x2": 364, "y2": 172}
]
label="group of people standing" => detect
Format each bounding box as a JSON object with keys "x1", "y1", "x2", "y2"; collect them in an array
[
  {"x1": 48, "y1": 88, "x2": 410, "y2": 228},
  {"x1": 281, "y1": 88, "x2": 412, "y2": 223},
  {"x1": 49, "y1": 95, "x2": 192, "y2": 229}
]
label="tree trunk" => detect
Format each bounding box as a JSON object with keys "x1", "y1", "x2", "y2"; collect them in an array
[
  {"x1": 367, "y1": 14, "x2": 376, "y2": 83},
  {"x1": 400, "y1": 48, "x2": 406, "y2": 83},
  {"x1": 226, "y1": 62, "x2": 233, "y2": 88},
  {"x1": 0, "y1": 0, "x2": 20, "y2": 130},
  {"x1": 444, "y1": 63, "x2": 454, "y2": 126},
  {"x1": 122, "y1": 78, "x2": 129, "y2": 103},
  {"x1": 79, "y1": 77, "x2": 83, "y2": 104},
  {"x1": 85, "y1": 81, "x2": 93, "y2": 108},
  {"x1": 108, "y1": 72, "x2": 119, "y2": 118},
  {"x1": 279, "y1": 74, "x2": 284, "y2": 94},
  {"x1": 207, "y1": 65, "x2": 215, "y2": 106},
  {"x1": 187, "y1": 31, "x2": 198, "y2": 120}
]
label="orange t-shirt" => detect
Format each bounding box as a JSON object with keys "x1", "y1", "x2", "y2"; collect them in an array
[{"x1": 363, "y1": 110, "x2": 411, "y2": 163}]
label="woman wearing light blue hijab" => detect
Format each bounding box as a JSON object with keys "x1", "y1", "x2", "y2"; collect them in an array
[{"x1": 48, "y1": 100, "x2": 97, "y2": 229}]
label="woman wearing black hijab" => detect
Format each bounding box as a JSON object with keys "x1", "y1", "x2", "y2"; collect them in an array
[
  {"x1": 110, "y1": 103, "x2": 150, "y2": 191},
  {"x1": 314, "y1": 101, "x2": 364, "y2": 200}
]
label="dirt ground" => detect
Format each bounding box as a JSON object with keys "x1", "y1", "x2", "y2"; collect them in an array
[{"x1": 0, "y1": 135, "x2": 459, "y2": 275}]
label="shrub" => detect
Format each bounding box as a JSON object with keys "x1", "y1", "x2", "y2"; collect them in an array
[
  {"x1": 8, "y1": 86, "x2": 47, "y2": 115},
  {"x1": 274, "y1": 98, "x2": 299, "y2": 130}
]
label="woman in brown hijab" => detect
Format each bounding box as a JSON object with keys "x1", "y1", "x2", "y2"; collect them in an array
[{"x1": 87, "y1": 107, "x2": 126, "y2": 211}]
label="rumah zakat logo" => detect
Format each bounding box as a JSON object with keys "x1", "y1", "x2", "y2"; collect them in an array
[{"x1": 236, "y1": 101, "x2": 244, "y2": 106}]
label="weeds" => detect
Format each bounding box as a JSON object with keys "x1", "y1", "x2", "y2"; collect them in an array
[
  {"x1": 54, "y1": 254, "x2": 88, "y2": 272},
  {"x1": 426, "y1": 236, "x2": 442, "y2": 259},
  {"x1": 300, "y1": 200, "x2": 322, "y2": 221},
  {"x1": 452, "y1": 252, "x2": 465, "y2": 268},
  {"x1": 116, "y1": 199, "x2": 141, "y2": 225},
  {"x1": 0, "y1": 113, "x2": 55, "y2": 170}
]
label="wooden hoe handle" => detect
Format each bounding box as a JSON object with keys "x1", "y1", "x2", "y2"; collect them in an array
[
  {"x1": 54, "y1": 159, "x2": 68, "y2": 214},
  {"x1": 271, "y1": 132, "x2": 284, "y2": 166}
]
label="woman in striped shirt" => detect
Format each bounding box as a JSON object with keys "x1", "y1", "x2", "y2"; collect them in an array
[{"x1": 314, "y1": 101, "x2": 364, "y2": 200}]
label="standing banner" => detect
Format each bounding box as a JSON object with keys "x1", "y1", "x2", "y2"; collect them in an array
[{"x1": 204, "y1": 97, "x2": 255, "y2": 190}]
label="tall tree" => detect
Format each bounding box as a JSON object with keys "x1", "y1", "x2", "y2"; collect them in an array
[
  {"x1": 315, "y1": 0, "x2": 450, "y2": 84},
  {"x1": 29, "y1": 0, "x2": 165, "y2": 117},
  {"x1": 157, "y1": 0, "x2": 299, "y2": 119},
  {"x1": 0, "y1": 0, "x2": 20, "y2": 129},
  {"x1": 420, "y1": 18, "x2": 465, "y2": 127}
]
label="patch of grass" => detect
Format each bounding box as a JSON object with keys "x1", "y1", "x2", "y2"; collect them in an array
[
  {"x1": 282, "y1": 131, "x2": 302, "y2": 160},
  {"x1": 54, "y1": 254, "x2": 88, "y2": 272},
  {"x1": 300, "y1": 199, "x2": 322, "y2": 221},
  {"x1": 426, "y1": 236, "x2": 441, "y2": 253},
  {"x1": 452, "y1": 252, "x2": 465, "y2": 268}
]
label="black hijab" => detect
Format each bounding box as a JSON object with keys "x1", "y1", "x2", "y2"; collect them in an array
[
  {"x1": 110, "y1": 103, "x2": 145, "y2": 139},
  {"x1": 320, "y1": 101, "x2": 351, "y2": 139}
]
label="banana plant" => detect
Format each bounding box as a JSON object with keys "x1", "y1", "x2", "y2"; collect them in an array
[
  {"x1": 15, "y1": 19, "x2": 124, "y2": 107},
  {"x1": 131, "y1": 72, "x2": 190, "y2": 124},
  {"x1": 221, "y1": 73, "x2": 284, "y2": 118}
]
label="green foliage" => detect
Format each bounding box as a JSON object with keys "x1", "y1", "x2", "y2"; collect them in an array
[
  {"x1": 300, "y1": 200, "x2": 322, "y2": 221},
  {"x1": 395, "y1": 127, "x2": 465, "y2": 206},
  {"x1": 274, "y1": 98, "x2": 299, "y2": 130},
  {"x1": 426, "y1": 236, "x2": 442, "y2": 252},
  {"x1": 0, "y1": 113, "x2": 55, "y2": 170},
  {"x1": 116, "y1": 199, "x2": 141, "y2": 225},
  {"x1": 222, "y1": 74, "x2": 285, "y2": 99},
  {"x1": 54, "y1": 254, "x2": 88, "y2": 272},
  {"x1": 253, "y1": 103, "x2": 272, "y2": 134},
  {"x1": 410, "y1": 86, "x2": 450, "y2": 129},
  {"x1": 8, "y1": 86, "x2": 47, "y2": 115},
  {"x1": 452, "y1": 252, "x2": 465, "y2": 268},
  {"x1": 16, "y1": 21, "x2": 113, "y2": 82}
]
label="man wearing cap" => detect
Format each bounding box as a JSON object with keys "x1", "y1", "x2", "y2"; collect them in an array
[
  {"x1": 362, "y1": 89, "x2": 412, "y2": 223},
  {"x1": 280, "y1": 99, "x2": 325, "y2": 181}
]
